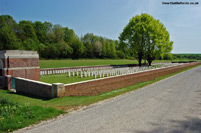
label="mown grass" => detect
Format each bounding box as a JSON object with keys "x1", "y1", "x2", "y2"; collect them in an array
[
  {"x1": 0, "y1": 98, "x2": 64, "y2": 132},
  {"x1": 39, "y1": 59, "x2": 185, "y2": 69},
  {"x1": 39, "y1": 59, "x2": 136, "y2": 68},
  {"x1": 39, "y1": 59, "x2": 197, "y2": 69},
  {"x1": 40, "y1": 73, "x2": 94, "y2": 84}
]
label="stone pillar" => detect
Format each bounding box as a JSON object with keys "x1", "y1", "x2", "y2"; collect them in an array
[{"x1": 52, "y1": 83, "x2": 65, "y2": 98}]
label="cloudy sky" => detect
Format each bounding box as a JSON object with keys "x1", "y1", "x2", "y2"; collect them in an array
[{"x1": 0, "y1": 0, "x2": 200, "y2": 53}]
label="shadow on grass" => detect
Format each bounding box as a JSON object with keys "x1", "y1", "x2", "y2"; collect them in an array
[{"x1": 6, "y1": 91, "x2": 51, "y2": 101}]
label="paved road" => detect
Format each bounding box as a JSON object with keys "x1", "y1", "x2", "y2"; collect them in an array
[{"x1": 20, "y1": 66, "x2": 201, "y2": 133}]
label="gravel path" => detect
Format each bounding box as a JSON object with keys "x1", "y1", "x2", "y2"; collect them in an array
[{"x1": 19, "y1": 66, "x2": 201, "y2": 133}]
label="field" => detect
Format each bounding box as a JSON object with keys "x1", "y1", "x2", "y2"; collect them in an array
[
  {"x1": 39, "y1": 59, "x2": 173, "y2": 69},
  {"x1": 39, "y1": 59, "x2": 198, "y2": 69}
]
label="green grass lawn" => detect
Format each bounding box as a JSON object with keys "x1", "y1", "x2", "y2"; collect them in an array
[
  {"x1": 40, "y1": 73, "x2": 94, "y2": 84},
  {"x1": 39, "y1": 59, "x2": 197, "y2": 69},
  {"x1": 39, "y1": 59, "x2": 138, "y2": 69}
]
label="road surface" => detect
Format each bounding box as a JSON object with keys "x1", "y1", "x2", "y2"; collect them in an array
[{"x1": 19, "y1": 66, "x2": 201, "y2": 133}]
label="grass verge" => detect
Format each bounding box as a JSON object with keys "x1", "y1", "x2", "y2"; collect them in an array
[
  {"x1": 0, "y1": 63, "x2": 200, "y2": 132},
  {"x1": 0, "y1": 98, "x2": 64, "y2": 132}
]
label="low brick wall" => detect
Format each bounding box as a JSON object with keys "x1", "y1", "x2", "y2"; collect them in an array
[
  {"x1": 61, "y1": 62, "x2": 200, "y2": 97},
  {"x1": 13, "y1": 62, "x2": 200, "y2": 98},
  {"x1": 15, "y1": 77, "x2": 53, "y2": 98}
]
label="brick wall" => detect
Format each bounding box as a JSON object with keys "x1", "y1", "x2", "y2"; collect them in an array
[
  {"x1": 61, "y1": 62, "x2": 200, "y2": 97},
  {"x1": 15, "y1": 77, "x2": 53, "y2": 98},
  {"x1": 8, "y1": 58, "x2": 39, "y2": 68},
  {"x1": 13, "y1": 62, "x2": 200, "y2": 98}
]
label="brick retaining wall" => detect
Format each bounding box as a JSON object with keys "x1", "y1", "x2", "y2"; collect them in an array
[
  {"x1": 61, "y1": 62, "x2": 200, "y2": 97},
  {"x1": 13, "y1": 62, "x2": 200, "y2": 98}
]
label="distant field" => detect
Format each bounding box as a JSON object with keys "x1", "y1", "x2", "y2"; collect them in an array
[
  {"x1": 39, "y1": 59, "x2": 197, "y2": 69},
  {"x1": 39, "y1": 59, "x2": 173, "y2": 69},
  {"x1": 39, "y1": 59, "x2": 137, "y2": 69}
]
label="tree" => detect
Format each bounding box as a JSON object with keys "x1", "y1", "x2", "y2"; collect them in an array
[
  {"x1": 18, "y1": 20, "x2": 37, "y2": 41},
  {"x1": 119, "y1": 13, "x2": 173, "y2": 66},
  {"x1": 71, "y1": 39, "x2": 85, "y2": 59},
  {"x1": 63, "y1": 27, "x2": 77, "y2": 46},
  {"x1": 94, "y1": 41, "x2": 102, "y2": 57},
  {"x1": 0, "y1": 15, "x2": 20, "y2": 50},
  {"x1": 110, "y1": 40, "x2": 116, "y2": 58}
]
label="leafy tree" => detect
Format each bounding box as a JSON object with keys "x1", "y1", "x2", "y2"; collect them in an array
[
  {"x1": 53, "y1": 24, "x2": 63, "y2": 42},
  {"x1": 18, "y1": 20, "x2": 37, "y2": 41},
  {"x1": 119, "y1": 13, "x2": 173, "y2": 66},
  {"x1": 110, "y1": 40, "x2": 116, "y2": 58},
  {"x1": 33, "y1": 21, "x2": 50, "y2": 44},
  {"x1": 63, "y1": 27, "x2": 77, "y2": 46},
  {"x1": 71, "y1": 39, "x2": 85, "y2": 59},
  {"x1": 22, "y1": 38, "x2": 38, "y2": 51},
  {"x1": 116, "y1": 50, "x2": 125, "y2": 59},
  {"x1": 94, "y1": 41, "x2": 102, "y2": 57},
  {"x1": 102, "y1": 41, "x2": 107, "y2": 58},
  {"x1": 0, "y1": 15, "x2": 20, "y2": 50}
]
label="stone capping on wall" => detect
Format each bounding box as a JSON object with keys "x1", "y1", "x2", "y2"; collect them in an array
[
  {"x1": 15, "y1": 77, "x2": 51, "y2": 86},
  {"x1": 14, "y1": 77, "x2": 65, "y2": 98},
  {"x1": 3, "y1": 67, "x2": 40, "y2": 71},
  {"x1": 0, "y1": 50, "x2": 39, "y2": 58}
]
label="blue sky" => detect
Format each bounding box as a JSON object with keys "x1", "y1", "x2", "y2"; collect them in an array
[{"x1": 0, "y1": 0, "x2": 201, "y2": 53}]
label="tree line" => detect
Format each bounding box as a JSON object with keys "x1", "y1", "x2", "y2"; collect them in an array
[
  {"x1": 173, "y1": 54, "x2": 201, "y2": 60},
  {"x1": 0, "y1": 15, "x2": 131, "y2": 59},
  {"x1": 0, "y1": 14, "x2": 174, "y2": 65}
]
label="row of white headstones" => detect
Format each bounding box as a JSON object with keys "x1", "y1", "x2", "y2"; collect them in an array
[{"x1": 40, "y1": 63, "x2": 183, "y2": 79}]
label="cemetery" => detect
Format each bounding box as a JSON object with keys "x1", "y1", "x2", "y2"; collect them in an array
[
  {"x1": 1, "y1": 50, "x2": 199, "y2": 99},
  {"x1": 40, "y1": 62, "x2": 185, "y2": 84},
  {"x1": 1, "y1": 4, "x2": 201, "y2": 132}
]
